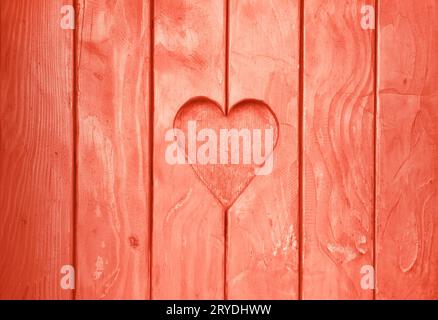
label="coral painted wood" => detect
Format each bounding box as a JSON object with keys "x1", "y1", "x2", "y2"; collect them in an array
[
  {"x1": 376, "y1": 0, "x2": 438, "y2": 299},
  {"x1": 75, "y1": 0, "x2": 151, "y2": 299},
  {"x1": 302, "y1": 0, "x2": 375, "y2": 299},
  {"x1": 227, "y1": 0, "x2": 300, "y2": 299},
  {"x1": 2, "y1": 0, "x2": 438, "y2": 300},
  {"x1": 152, "y1": 0, "x2": 226, "y2": 299},
  {"x1": 0, "y1": 0, "x2": 74, "y2": 299}
]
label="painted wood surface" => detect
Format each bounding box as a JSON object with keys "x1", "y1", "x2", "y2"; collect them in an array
[
  {"x1": 227, "y1": 0, "x2": 300, "y2": 299},
  {"x1": 1, "y1": 0, "x2": 438, "y2": 300},
  {"x1": 376, "y1": 0, "x2": 438, "y2": 299},
  {"x1": 302, "y1": 0, "x2": 375, "y2": 299},
  {"x1": 0, "y1": 0, "x2": 74, "y2": 299},
  {"x1": 75, "y1": 0, "x2": 151, "y2": 299},
  {"x1": 152, "y1": 0, "x2": 226, "y2": 299}
]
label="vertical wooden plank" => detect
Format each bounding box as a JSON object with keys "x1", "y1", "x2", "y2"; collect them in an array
[
  {"x1": 75, "y1": 0, "x2": 150, "y2": 299},
  {"x1": 227, "y1": 0, "x2": 300, "y2": 299},
  {"x1": 0, "y1": 0, "x2": 74, "y2": 299},
  {"x1": 152, "y1": 0, "x2": 225, "y2": 299},
  {"x1": 376, "y1": 0, "x2": 438, "y2": 299},
  {"x1": 302, "y1": 0, "x2": 375, "y2": 299}
]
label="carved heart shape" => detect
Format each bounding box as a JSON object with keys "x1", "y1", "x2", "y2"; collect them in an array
[{"x1": 174, "y1": 97, "x2": 279, "y2": 208}]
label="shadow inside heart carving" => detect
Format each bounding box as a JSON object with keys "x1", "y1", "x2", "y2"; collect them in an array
[{"x1": 173, "y1": 97, "x2": 279, "y2": 208}]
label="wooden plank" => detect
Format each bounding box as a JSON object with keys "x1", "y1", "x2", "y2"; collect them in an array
[
  {"x1": 0, "y1": 0, "x2": 74, "y2": 299},
  {"x1": 152, "y1": 0, "x2": 226, "y2": 299},
  {"x1": 227, "y1": 0, "x2": 300, "y2": 299},
  {"x1": 376, "y1": 0, "x2": 438, "y2": 299},
  {"x1": 302, "y1": 0, "x2": 375, "y2": 299},
  {"x1": 75, "y1": 0, "x2": 151, "y2": 299}
]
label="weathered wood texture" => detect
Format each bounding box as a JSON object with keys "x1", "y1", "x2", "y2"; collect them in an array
[
  {"x1": 2, "y1": 0, "x2": 438, "y2": 300},
  {"x1": 376, "y1": 0, "x2": 438, "y2": 299},
  {"x1": 75, "y1": 0, "x2": 151, "y2": 299},
  {"x1": 302, "y1": 0, "x2": 375, "y2": 299},
  {"x1": 152, "y1": 0, "x2": 226, "y2": 299},
  {"x1": 227, "y1": 0, "x2": 300, "y2": 299},
  {"x1": 0, "y1": 0, "x2": 74, "y2": 299}
]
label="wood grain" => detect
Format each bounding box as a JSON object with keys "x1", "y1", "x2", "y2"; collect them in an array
[
  {"x1": 0, "y1": 0, "x2": 74, "y2": 299},
  {"x1": 152, "y1": 0, "x2": 226, "y2": 299},
  {"x1": 302, "y1": 0, "x2": 375, "y2": 299},
  {"x1": 75, "y1": 0, "x2": 151, "y2": 299},
  {"x1": 2, "y1": 0, "x2": 438, "y2": 300},
  {"x1": 376, "y1": 0, "x2": 438, "y2": 299},
  {"x1": 227, "y1": 0, "x2": 300, "y2": 299}
]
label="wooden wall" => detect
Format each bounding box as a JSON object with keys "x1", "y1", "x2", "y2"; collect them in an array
[{"x1": 0, "y1": 0, "x2": 437, "y2": 299}]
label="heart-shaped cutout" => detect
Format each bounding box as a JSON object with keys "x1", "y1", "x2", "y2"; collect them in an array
[{"x1": 173, "y1": 97, "x2": 279, "y2": 208}]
